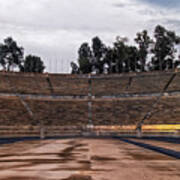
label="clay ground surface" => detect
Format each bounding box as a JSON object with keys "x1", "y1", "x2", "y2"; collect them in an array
[{"x1": 0, "y1": 138, "x2": 179, "y2": 180}]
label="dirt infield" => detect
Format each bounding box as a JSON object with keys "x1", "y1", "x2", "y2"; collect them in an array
[{"x1": 0, "y1": 138, "x2": 179, "y2": 180}]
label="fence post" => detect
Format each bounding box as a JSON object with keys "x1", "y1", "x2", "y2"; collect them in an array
[
  {"x1": 40, "y1": 126, "x2": 45, "y2": 139},
  {"x1": 136, "y1": 127, "x2": 142, "y2": 138}
]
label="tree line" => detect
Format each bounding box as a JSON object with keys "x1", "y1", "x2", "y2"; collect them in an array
[
  {"x1": 71, "y1": 25, "x2": 180, "y2": 74},
  {"x1": 0, "y1": 37, "x2": 45, "y2": 73}
]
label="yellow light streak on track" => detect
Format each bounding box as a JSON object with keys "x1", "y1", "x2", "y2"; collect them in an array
[
  {"x1": 143, "y1": 124, "x2": 180, "y2": 130},
  {"x1": 94, "y1": 125, "x2": 180, "y2": 131}
]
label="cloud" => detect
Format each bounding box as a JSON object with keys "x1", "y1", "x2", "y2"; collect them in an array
[
  {"x1": 137, "y1": 0, "x2": 180, "y2": 8},
  {"x1": 0, "y1": 0, "x2": 180, "y2": 73}
]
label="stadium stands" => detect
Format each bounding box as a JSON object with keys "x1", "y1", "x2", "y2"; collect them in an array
[
  {"x1": 49, "y1": 74, "x2": 89, "y2": 96},
  {"x1": 91, "y1": 77, "x2": 129, "y2": 96},
  {"x1": 129, "y1": 73, "x2": 172, "y2": 94},
  {"x1": 0, "y1": 71, "x2": 179, "y2": 137},
  {"x1": 25, "y1": 99, "x2": 89, "y2": 126},
  {"x1": 144, "y1": 96, "x2": 180, "y2": 125},
  {"x1": 0, "y1": 73, "x2": 51, "y2": 94},
  {"x1": 0, "y1": 96, "x2": 33, "y2": 125},
  {"x1": 92, "y1": 98, "x2": 180, "y2": 126},
  {"x1": 91, "y1": 72, "x2": 175, "y2": 95},
  {"x1": 168, "y1": 73, "x2": 180, "y2": 92}
]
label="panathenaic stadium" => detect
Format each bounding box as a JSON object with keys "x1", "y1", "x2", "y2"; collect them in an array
[{"x1": 0, "y1": 71, "x2": 179, "y2": 180}]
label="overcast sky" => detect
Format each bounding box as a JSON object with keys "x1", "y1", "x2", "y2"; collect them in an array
[{"x1": 0, "y1": 0, "x2": 180, "y2": 73}]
